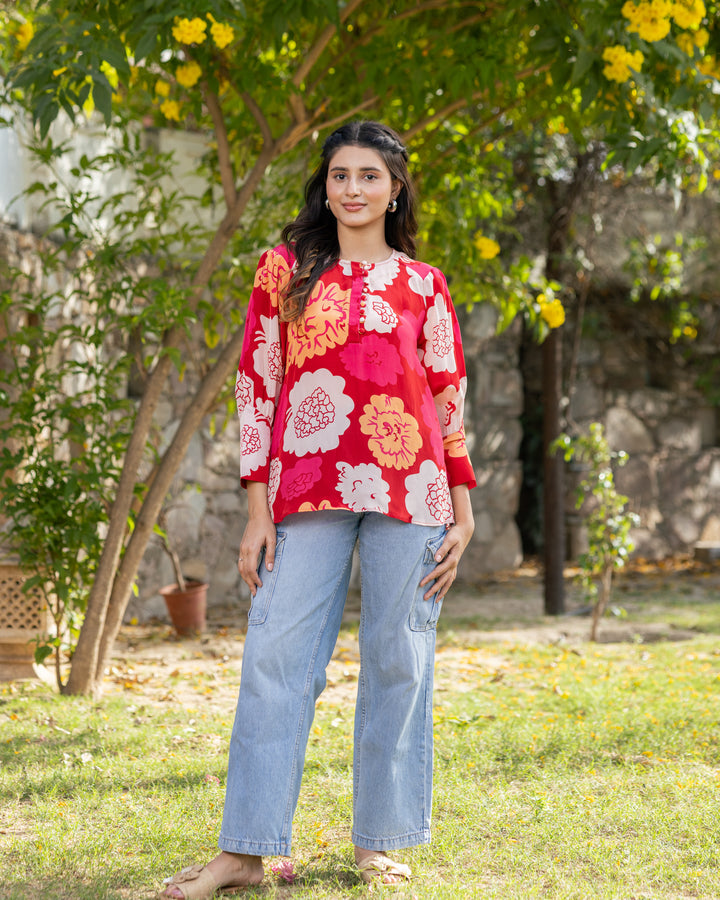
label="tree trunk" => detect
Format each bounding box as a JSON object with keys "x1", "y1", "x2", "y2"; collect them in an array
[
  {"x1": 542, "y1": 327, "x2": 565, "y2": 615},
  {"x1": 91, "y1": 325, "x2": 246, "y2": 686},
  {"x1": 590, "y1": 562, "x2": 613, "y2": 641},
  {"x1": 64, "y1": 144, "x2": 278, "y2": 696}
]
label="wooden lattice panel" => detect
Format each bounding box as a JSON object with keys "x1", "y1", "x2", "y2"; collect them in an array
[{"x1": 0, "y1": 563, "x2": 48, "y2": 635}]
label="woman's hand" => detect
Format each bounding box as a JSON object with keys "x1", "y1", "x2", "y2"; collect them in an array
[
  {"x1": 419, "y1": 484, "x2": 474, "y2": 602},
  {"x1": 238, "y1": 481, "x2": 276, "y2": 597}
]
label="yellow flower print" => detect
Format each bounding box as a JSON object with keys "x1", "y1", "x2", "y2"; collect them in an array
[
  {"x1": 287, "y1": 282, "x2": 349, "y2": 367},
  {"x1": 172, "y1": 16, "x2": 207, "y2": 45},
  {"x1": 360, "y1": 394, "x2": 422, "y2": 470},
  {"x1": 254, "y1": 250, "x2": 292, "y2": 307},
  {"x1": 160, "y1": 99, "x2": 182, "y2": 121},
  {"x1": 474, "y1": 234, "x2": 500, "y2": 259},
  {"x1": 176, "y1": 61, "x2": 202, "y2": 88}
]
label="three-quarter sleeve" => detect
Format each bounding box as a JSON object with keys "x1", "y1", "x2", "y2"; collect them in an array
[
  {"x1": 419, "y1": 269, "x2": 477, "y2": 490},
  {"x1": 235, "y1": 248, "x2": 290, "y2": 485}
]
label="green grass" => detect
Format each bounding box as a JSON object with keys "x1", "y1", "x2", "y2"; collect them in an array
[{"x1": 2, "y1": 594, "x2": 720, "y2": 898}]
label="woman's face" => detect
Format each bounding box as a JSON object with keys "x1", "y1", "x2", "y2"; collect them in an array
[{"x1": 325, "y1": 144, "x2": 400, "y2": 234}]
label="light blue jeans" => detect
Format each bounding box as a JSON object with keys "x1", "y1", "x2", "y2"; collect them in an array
[{"x1": 218, "y1": 510, "x2": 447, "y2": 857}]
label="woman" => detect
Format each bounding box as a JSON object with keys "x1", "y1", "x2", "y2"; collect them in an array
[{"x1": 160, "y1": 120, "x2": 475, "y2": 898}]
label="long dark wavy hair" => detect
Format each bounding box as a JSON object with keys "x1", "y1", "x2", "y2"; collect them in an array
[{"x1": 280, "y1": 120, "x2": 418, "y2": 322}]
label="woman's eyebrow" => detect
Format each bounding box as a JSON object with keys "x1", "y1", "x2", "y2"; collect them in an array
[{"x1": 329, "y1": 165, "x2": 383, "y2": 173}]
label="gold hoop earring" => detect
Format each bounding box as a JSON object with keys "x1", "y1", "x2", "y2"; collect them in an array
[
  {"x1": 325, "y1": 198, "x2": 330, "y2": 210},
  {"x1": 388, "y1": 199, "x2": 398, "y2": 212}
]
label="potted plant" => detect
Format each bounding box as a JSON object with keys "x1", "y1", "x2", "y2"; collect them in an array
[{"x1": 157, "y1": 513, "x2": 208, "y2": 637}]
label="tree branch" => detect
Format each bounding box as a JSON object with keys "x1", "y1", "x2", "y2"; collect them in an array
[
  {"x1": 291, "y1": 0, "x2": 367, "y2": 88},
  {"x1": 241, "y1": 90, "x2": 274, "y2": 147},
  {"x1": 204, "y1": 87, "x2": 237, "y2": 208}
]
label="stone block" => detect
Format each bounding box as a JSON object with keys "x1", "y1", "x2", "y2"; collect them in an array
[{"x1": 605, "y1": 407, "x2": 654, "y2": 453}]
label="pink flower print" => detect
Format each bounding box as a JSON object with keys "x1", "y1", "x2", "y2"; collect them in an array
[
  {"x1": 282, "y1": 457, "x2": 323, "y2": 501},
  {"x1": 405, "y1": 460, "x2": 453, "y2": 524},
  {"x1": 422, "y1": 294, "x2": 457, "y2": 374},
  {"x1": 340, "y1": 336, "x2": 403, "y2": 387},
  {"x1": 336, "y1": 462, "x2": 390, "y2": 513},
  {"x1": 364, "y1": 296, "x2": 398, "y2": 334},
  {"x1": 284, "y1": 369, "x2": 354, "y2": 455}
]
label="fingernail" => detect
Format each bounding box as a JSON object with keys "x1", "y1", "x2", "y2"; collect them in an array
[
  {"x1": 267, "y1": 562, "x2": 273, "y2": 571},
  {"x1": 435, "y1": 553, "x2": 442, "y2": 562}
]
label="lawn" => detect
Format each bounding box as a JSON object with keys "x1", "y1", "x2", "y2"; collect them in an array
[{"x1": 1, "y1": 566, "x2": 719, "y2": 899}]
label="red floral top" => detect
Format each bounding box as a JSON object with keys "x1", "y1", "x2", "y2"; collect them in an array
[{"x1": 235, "y1": 245, "x2": 476, "y2": 526}]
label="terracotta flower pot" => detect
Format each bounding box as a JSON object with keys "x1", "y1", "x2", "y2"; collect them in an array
[{"x1": 159, "y1": 580, "x2": 208, "y2": 636}]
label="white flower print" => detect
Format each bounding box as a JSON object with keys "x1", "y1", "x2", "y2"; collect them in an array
[
  {"x1": 252, "y1": 314, "x2": 283, "y2": 399},
  {"x1": 336, "y1": 462, "x2": 391, "y2": 513},
  {"x1": 404, "y1": 460, "x2": 453, "y2": 525},
  {"x1": 433, "y1": 378, "x2": 467, "y2": 435},
  {"x1": 339, "y1": 255, "x2": 399, "y2": 291},
  {"x1": 284, "y1": 368, "x2": 354, "y2": 455},
  {"x1": 422, "y1": 293, "x2": 457, "y2": 374},
  {"x1": 407, "y1": 266, "x2": 435, "y2": 299},
  {"x1": 240, "y1": 414, "x2": 271, "y2": 475},
  {"x1": 366, "y1": 256, "x2": 399, "y2": 292},
  {"x1": 235, "y1": 370, "x2": 253, "y2": 414},
  {"x1": 364, "y1": 295, "x2": 398, "y2": 334},
  {"x1": 268, "y1": 457, "x2": 282, "y2": 509}
]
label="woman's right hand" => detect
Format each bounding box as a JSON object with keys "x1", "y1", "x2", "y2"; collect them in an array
[{"x1": 238, "y1": 482, "x2": 276, "y2": 596}]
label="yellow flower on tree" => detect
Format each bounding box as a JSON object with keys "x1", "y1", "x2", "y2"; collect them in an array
[
  {"x1": 172, "y1": 16, "x2": 207, "y2": 45},
  {"x1": 622, "y1": 0, "x2": 673, "y2": 42},
  {"x1": 474, "y1": 234, "x2": 500, "y2": 259},
  {"x1": 155, "y1": 79, "x2": 171, "y2": 97},
  {"x1": 671, "y1": 0, "x2": 706, "y2": 30},
  {"x1": 176, "y1": 61, "x2": 202, "y2": 88},
  {"x1": 100, "y1": 60, "x2": 119, "y2": 89},
  {"x1": 16, "y1": 20, "x2": 34, "y2": 51},
  {"x1": 160, "y1": 99, "x2": 182, "y2": 121},
  {"x1": 602, "y1": 45, "x2": 644, "y2": 82},
  {"x1": 210, "y1": 21, "x2": 235, "y2": 49},
  {"x1": 539, "y1": 297, "x2": 566, "y2": 329},
  {"x1": 693, "y1": 27, "x2": 709, "y2": 48},
  {"x1": 676, "y1": 32, "x2": 696, "y2": 55}
]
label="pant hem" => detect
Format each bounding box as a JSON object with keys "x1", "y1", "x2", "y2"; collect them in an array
[
  {"x1": 351, "y1": 828, "x2": 431, "y2": 851},
  {"x1": 218, "y1": 834, "x2": 291, "y2": 857}
]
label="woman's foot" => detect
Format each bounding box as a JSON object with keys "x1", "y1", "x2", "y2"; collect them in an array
[
  {"x1": 354, "y1": 847, "x2": 411, "y2": 886},
  {"x1": 160, "y1": 851, "x2": 264, "y2": 898}
]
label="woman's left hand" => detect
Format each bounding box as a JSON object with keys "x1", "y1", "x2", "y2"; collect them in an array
[{"x1": 419, "y1": 484, "x2": 474, "y2": 602}]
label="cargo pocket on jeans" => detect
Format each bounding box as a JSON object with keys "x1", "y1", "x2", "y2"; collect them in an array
[
  {"x1": 247, "y1": 530, "x2": 286, "y2": 626},
  {"x1": 409, "y1": 530, "x2": 446, "y2": 632}
]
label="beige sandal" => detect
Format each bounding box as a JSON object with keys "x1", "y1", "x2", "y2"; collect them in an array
[
  {"x1": 357, "y1": 853, "x2": 412, "y2": 885},
  {"x1": 159, "y1": 864, "x2": 248, "y2": 899}
]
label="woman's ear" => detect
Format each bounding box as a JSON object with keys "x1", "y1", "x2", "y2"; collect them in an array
[{"x1": 391, "y1": 181, "x2": 403, "y2": 201}]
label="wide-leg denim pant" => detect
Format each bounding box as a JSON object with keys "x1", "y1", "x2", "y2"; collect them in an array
[{"x1": 218, "y1": 510, "x2": 447, "y2": 857}]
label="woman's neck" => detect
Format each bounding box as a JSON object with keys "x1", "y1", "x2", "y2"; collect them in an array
[{"x1": 337, "y1": 226, "x2": 392, "y2": 263}]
